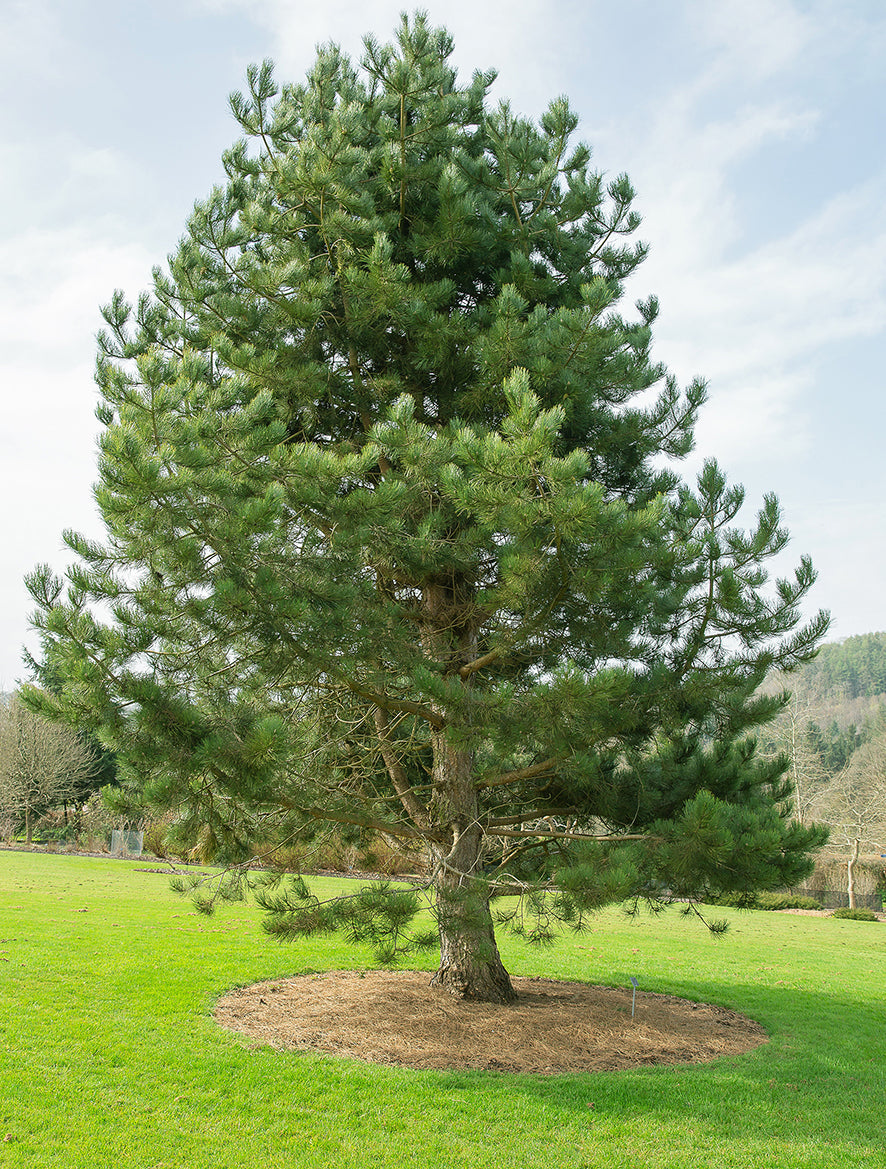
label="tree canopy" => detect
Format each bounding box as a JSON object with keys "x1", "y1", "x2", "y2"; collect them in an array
[{"x1": 26, "y1": 14, "x2": 828, "y2": 1002}]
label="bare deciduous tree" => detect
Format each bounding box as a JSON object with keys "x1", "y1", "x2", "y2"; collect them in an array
[
  {"x1": 0, "y1": 694, "x2": 96, "y2": 844},
  {"x1": 761, "y1": 695, "x2": 831, "y2": 825},
  {"x1": 811, "y1": 734, "x2": 886, "y2": 908}
]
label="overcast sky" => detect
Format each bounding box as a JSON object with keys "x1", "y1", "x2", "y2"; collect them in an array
[{"x1": 1, "y1": 0, "x2": 884, "y2": 689}]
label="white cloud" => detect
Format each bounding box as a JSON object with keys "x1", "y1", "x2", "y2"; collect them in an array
[
  {"x1": 0, "y1": 225, "x2": 155, "y2": 687},
  {"x1": 626, "y1": 100, "x2": 819, "y2": 271},
  {"x1": 690, "y1": 0, "x2": 814, "y2": 81},
  {"x1": 787, "y1": 496, "x2": 886, "y2": 639},
  {"x1": 649, "y1": 173, "x2": 886, "y2": 466},
  {"x1": 0, "y1": 0, "x2": 70, "y2": 82},
  {"x1": 575, "y1": 3, "x2": 886, "y2": 473},
  {"x1": 0, "y1": 135, "x2": 150, "y2": 239},
  {"x1": 0, "y1": 225, "x2": 153, "y2": 365},
  {"x1": 197, "y1": 0, "x2": 556, "y2": 113}
]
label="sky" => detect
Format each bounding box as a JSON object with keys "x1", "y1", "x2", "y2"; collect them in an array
[{"x1": 1, "y1": 0, "x2": 884, "y2": 689}]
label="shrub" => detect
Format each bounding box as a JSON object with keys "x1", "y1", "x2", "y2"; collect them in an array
[
  {"x1": 358, "y1": 836, "x2": 425, "y2": 876},
  {"x1": 756, "y1": 893, "x2": 823, "y2": 911},
  {"x1": 704, "y1": 892, "x2": 823, "y2": 911},
  {"x1": 831, "y1": 907, "x2": 880, "y2": 922}
]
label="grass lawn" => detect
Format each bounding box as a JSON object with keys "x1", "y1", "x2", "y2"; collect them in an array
[{"x1": 1, "y1": 851, "x2": 884, "y2": 1169}]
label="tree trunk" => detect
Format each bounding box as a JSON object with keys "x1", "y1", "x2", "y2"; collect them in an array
[
  {"x1": 25, "y1": 808, "x2": 32, "y2": 846},
  {"x1": 847, "y1": 838, "x2": 860, "y2": 910},
  {"x1": 430, "y1": 817, "x2": 516, "y2": 1004},
  {"x1": 432, "y1": 891, "x2": 515, "y2": 1003},
  {"x1": 422, "y1": 579, "x2": 517, "y2": 1004},
  {"x1": 425, "y1": 727, "x2": 515, "y2": 1003}
]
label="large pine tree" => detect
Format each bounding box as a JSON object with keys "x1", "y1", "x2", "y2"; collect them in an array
[{"x1": 26, "y1": 15, "x2": 828, "y2": 1002}]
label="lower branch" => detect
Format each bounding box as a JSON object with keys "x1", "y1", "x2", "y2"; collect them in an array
[
  {"x1": 485, "y1": 826, "x2": 650, "y2": 843},
  {"x1": 279, "y1": 798, "x2": 434, "y2": 842}
]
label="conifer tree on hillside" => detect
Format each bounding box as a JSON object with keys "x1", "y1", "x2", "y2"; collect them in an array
[
  {"x1": 787, "y1": 632, "x2": 886, "y2": 704},
  {"x1": 25, "y1": 15, "x2": 828, "y2": 1002}
]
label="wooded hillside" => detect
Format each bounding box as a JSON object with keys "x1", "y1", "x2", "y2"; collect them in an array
[
  {"x1": 760, "y1": 631, "x2": 886, "y2": 793},
  {"x1": 767, "y1": 632, "x2": 886, "y2": 745},
  {"x1": 792, "y1": 632, "x2": 886, "y2": 703}
]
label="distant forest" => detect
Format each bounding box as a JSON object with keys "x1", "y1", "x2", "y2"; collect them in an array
[{"x1": 790, "y1": 632, "x2": 886, "y2": 703}]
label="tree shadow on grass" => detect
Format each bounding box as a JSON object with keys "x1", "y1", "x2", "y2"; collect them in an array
[{"x1": 428, "y1": 980, "x2": 884, "y2": 1161}]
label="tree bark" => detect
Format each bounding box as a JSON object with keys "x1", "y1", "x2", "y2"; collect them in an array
[
  {"x1": 429, "y1": 825, "x2": 516, "y2": 1002},
  {"x1": 431, "y1": 879, "x2": 516, "y2": 1003}
]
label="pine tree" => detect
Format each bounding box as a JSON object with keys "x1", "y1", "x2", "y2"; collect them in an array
[{"x1": 25, "y1": 15, "x2": 828, "y2": 1002}]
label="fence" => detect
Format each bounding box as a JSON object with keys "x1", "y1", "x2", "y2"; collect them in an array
[
  {"x1": 793, "y1": 854, "x2": 884, "y2": 910},
  {"x1": 109, "y1": 829, "x2": 144, "y2": 857}
]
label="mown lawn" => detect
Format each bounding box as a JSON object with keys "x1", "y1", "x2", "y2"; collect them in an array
[{"x1": 0, "y1": 851, "x2": 884, "y2": 1168}]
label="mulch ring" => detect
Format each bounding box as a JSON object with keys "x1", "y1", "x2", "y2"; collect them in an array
[{"x1": 214, "y1": 969, "x2": 767, "y2": 1075}]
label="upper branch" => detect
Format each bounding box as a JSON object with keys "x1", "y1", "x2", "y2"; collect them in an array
[
  {"x1": 475, "y1": 756, "x2": 560, "y2": 790},
  {"x1": 340, "y1": 681, "x2": 445, "y2": 729},
  {"x1": 373, "y1": 707, "x2": 429, "y2": 829}
]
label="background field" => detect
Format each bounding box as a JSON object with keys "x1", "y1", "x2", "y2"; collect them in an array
[{"x1": 1, "y1": 851, "x2": 884, "y2": 1168}]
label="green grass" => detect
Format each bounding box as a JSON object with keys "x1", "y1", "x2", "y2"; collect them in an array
[{"x1": 1, "y1": 852, "x2": 884, "y2": 1169}]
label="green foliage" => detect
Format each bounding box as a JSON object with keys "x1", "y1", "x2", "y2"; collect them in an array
[
  {"x1": 759, "y1": 635, "x2": 886, "y2": 799},
  {"x1": 142, "y1": 813, "x2": 174, "y2": 858},
  {"x1": 254, "y1": 825, "x2": 426, "y2": 876},
  {"x1": 24, "y1": 14, "x2": 828, "y2": 992},
  {"x1": 830, "y1": 907, "x2": 880, "y2": 922},
  {"x1": 331, "y1": 882, "x2": 430, "y2": 964},
  {"x1": 169, "y1": 864, "x2": 430, "y2": 964}
]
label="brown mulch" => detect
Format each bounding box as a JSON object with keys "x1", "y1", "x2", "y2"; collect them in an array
[{"x1": 214, "y1": 969, "x2": 767, "y2": 1075}]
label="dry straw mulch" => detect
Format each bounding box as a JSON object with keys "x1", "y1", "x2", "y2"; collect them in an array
[{"x1": 214, "y1": 969, "x2": 767, "y2": 1075}]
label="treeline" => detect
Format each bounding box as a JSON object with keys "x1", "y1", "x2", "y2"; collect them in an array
[{"x1": 793, "y1": 632, "x2": 886, "y2": 703}]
